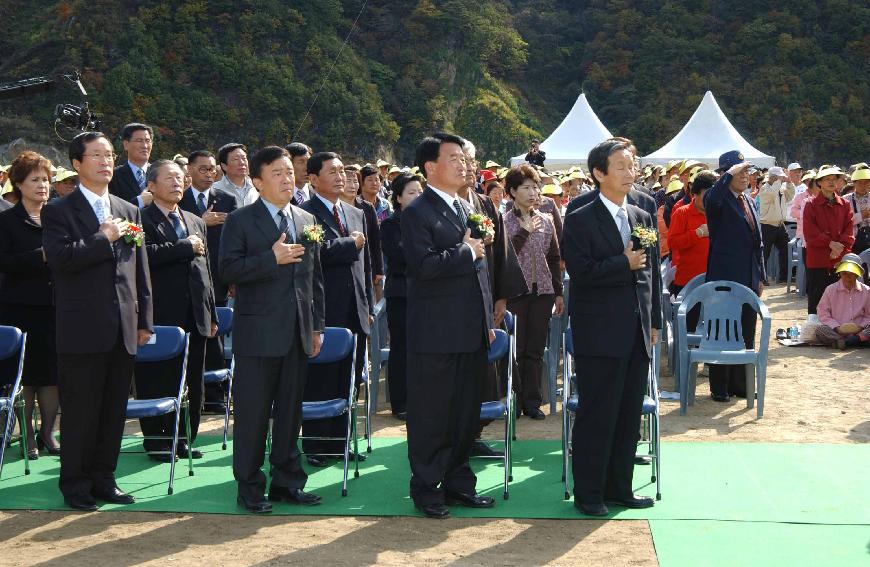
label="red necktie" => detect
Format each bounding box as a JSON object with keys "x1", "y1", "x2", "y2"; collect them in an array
[
  {"x1": 333, "y1": 204, "x2": 348, "y2": 237},
  {"x1": 739, "y1": 194, "x2": 756, "y2": 235}
]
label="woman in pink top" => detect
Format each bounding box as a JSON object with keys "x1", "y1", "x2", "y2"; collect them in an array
[{"x1": 815, "y1": 256, "x2": 870, "y2": 349}]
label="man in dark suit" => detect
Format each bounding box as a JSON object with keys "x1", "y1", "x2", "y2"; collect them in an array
[
  {"x1": 704, "y1": 150, "x2": 766, "y2": 402},
  {"x1": 108, "y1": 123, "x2": 153, "y2": 207},
  {"x1": 138, "y1": 160, "x2": 218, "y2": 461},
  {"x1": 562, "y1": 139, "x2": 661, "y2": 517},
  {"x1": 403, "y1": 132, "x2": 496, "y2": 519},
  {"x1": 300, "y1": 152, "x2": 372, "y2": 466},
  {"x1": 42, "y1": 131, "x2": 153, "y2": 511},
  {"x1": 220, "y1": 146, "x2": 325, "y2": 513},
  {"x1": 286, "y1": 142, "x2": 313, "y2": 205}
]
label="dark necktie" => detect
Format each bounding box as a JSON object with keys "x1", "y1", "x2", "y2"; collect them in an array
[
  {"x1": 738, "y1": 194, "x2": 756, "y2": 234},
  {"x1": 333, "y1": 204, "x2": 348, "y2": 237},
  {"x1": 135, "y1": 168, "x2": 146, "y2": 191},
  {"x1": 453, "y1": 199, "x2": 467, "y2": 227},
  {"x1": 197, "y1": 193, "x2": 207, "y2": 214},
  {"x1": 168, "y1": 211, "x2": 187, "y2": 240},
  {"x1": 277, "y1": 210, "x2": 295, "y2": 243}
]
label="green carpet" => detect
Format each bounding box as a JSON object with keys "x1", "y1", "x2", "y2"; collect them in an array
[
  {"x1": 650, "y1": 521, "x2": 870, "y2": 567},
  {"x1": 1, "y1": 438, "x2": 868, "y2": 525}
]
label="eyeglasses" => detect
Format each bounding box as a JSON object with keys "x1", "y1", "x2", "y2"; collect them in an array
[
  {"x1": 196, "y1": 166, "x2": 217, "y2": 174},
  {"x1": 82, "y1": 153, "x2": 117, "y2": 162}
]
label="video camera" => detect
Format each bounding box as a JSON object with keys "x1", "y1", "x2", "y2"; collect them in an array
[{"x1": 0, "y1": 70, "x2": 101, "y2": 139}]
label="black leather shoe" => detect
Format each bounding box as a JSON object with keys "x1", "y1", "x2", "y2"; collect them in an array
[
  {"x1": 470, "y1": 440, "x2": 504, "y2": 457},
  {"x1": 575, "y1": 501, "x2": 609, "y2": 516},
  {"x1": 711, "y1": 393, "x2": 730, "y2": 402},
  {"x1": 523, "y1": 407, "x2": 546, "y2": 420},
  {"x1": 306, "y1": 455, "x2": 330, "y2": 467},
  {"x1": 237, "y1": 495, "x2": 272, "y2": 514},
  {"x1": 65, "y1": 494, "x2": 98, "y2": 512},
  {"x1": 605, "y1": 494, "x2": 655, "y2": 509},
  {"x1": 634, "y1": 455, "x2": 652, "y2": 465},
  {"x1": 445, "y1": 490, "x2": 495, "y2": 508},
  {"x1": 92, "y1": 486, "x2": 135, "y2": 505},
  {"x1": 393, "y1": 411, "x2": 407, "y2": 421},
  {"x1": 415, "y1": 501, "x2": 450, "y2": 519},
  {"x1": 177, "y1": 443, "x2": 203, "y2": 459},
  {"x1": 268, "y1": 486, "x2": 322, "y2": 506}
]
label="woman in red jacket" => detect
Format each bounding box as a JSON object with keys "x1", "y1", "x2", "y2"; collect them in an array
[
  {"x1": 668, "y1": 171, "x2": 716, "y2": 295},
  {"x1": 803, "y1": 167, "x2": 855, "y2": 315}
]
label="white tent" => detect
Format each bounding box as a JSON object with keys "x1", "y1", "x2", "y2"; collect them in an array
[
  {"x1": 642, "y1": 91, "x2": 775, "y2": 168},
  {"x1": 510, "y1": 93, "x2": 612, "y2": 169}
]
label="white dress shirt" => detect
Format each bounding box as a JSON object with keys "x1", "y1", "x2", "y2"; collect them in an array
[{"x1": 78, "y1": 183, "x2": 112, "y2": 222}]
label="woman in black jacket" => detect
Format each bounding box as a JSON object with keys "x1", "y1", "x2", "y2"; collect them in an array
[
  {"x1": 379, "y1": 173, "x2": 423, "y2": 419},
  {"x1": 0, "y1": 151, "x2": 59, "y2": 458}
]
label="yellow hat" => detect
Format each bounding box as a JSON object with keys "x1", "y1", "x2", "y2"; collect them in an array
[
  {"x1": 496, "y1": 167, "x2": 508, "y2": 179},
  {"x1": 849, "y1": 162, "x2": 868, "y2": 171},
  {"x1": 0, "y1": 164, "x2": 9, "y2": 172},
  {"x1": 54, "y1": 167, "x2": 79, "y2": 183},
  {"x1": 666, "y1": 160, "x2": 679, "y2": 172},
  {"x1": 835, "y1": 259, "x2": 864, "y2": 277},
  {"x1": 566, "y1": 171, "x2": 585, "y2": 182},
  {"x1": 1, "y1": 179, "x2": 12, "y2": 196},
  {"x1": 801, "y1": 169, "x2": 817, "y2": 182},
  {"x1": 388, "y1": 165, "x2": 401, "y2": 175},
  {"x1": 376, "y1": 159, "x2": 389, "y2": 168},
  {"x1": 851, "y1": 168, "x2": 870, "y2": 181},
  {"x1": 815, "y1": 166, "x2": 845, "y2": 180},
  {"x1": 688, "y1": 166, "x2": 704, "y2": 183},
  {"x1": 679, "y1": 160, "x2": 701, "y2": 174},
  {"x1": 540, "y1": 183, "x2": 562, "y2": 196},
  {"x1": 410, "y1": 166, "x2": 421, "y2": 175},
  {"x1": 665, "y1": 176, "x2": 684, "y2": 195},
  {"x1": 484, "y1": 160, "x2": 500, "y2": 169}
]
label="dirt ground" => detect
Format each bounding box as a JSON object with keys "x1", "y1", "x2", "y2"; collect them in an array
[{"x1": 2, "y1": 284, "x2": 866, "y2": 566}]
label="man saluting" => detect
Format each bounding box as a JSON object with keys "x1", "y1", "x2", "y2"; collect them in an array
[{"x1": 402, "y1": 132, "x2": 497, "y2": 519}]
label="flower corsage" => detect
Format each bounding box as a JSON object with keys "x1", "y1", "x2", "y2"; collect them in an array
[
  {"x1": 467, "y1": 213, "x2": 495, "y2": 240},
  {"x1": 118, "y1": 221, "x2": 144, "y2": 247},
  {"x1": 631, "y1": 225, "x2": 658, "y2": 250},
  {"x1": 301, "y1": 223, "x2": 324, "y2": 244}
]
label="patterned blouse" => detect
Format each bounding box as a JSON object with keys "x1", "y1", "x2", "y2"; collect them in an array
[{"x1": 504, "y1": 208, "x2": 563, "y2": 296}]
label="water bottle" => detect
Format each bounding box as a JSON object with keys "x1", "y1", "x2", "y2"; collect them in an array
[{"x1": 788, "y1": 321, "x2": 799, "y2": 340}]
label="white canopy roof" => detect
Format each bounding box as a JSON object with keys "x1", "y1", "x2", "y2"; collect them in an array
[
  {"x1": 642, "y1": 91, "x2": 775, "y2": 168},
  {"x1": 510, "y1": 93, "x2": 612, "y2": 169}
]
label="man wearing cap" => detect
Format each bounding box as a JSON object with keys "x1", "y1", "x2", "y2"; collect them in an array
[
  {"x1": 803, "y1": 166, "x2": 854, "y2": 315},
  {"x1": 814, "y1": 254, "x2": 870, "y2": 348},
  {"x1": 844, "y1": 167, "x2": 870, "y2": 253},
  {"x1": 758, "y1": 166, "x2": 796, "y2": 283},
  {"x1": 704, "y1": 151, "x2": 765, "y2": 402}
]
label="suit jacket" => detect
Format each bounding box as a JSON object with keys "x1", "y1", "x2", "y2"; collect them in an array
[
  {"x1": 703, "y1": 173, "x2": 765, "y2": 292},
  {"x1": 219, "y1": 199, "x2": 324, "y2": 357},
  {"x1": 108, "y1": 162, "x2": 144, "y2": 205},
  {"x1": 380, "y1": 211, "x2": 407, "y2": 298},
  {"x1": 0, "y1": 203, "x2": 52, "y2": 306},
  {"x1": 179, "y1": 186, "x2": 238, "y2": 301},
  {"x1": 42, "y1": 188, "x2": 153, "y2": 355},
  {"x1": 300, "y1": 196, "x2": 372, "y2": 334},
  {"x1": 562, "y1": 197, "x2": 661, "y2": 357},
  {"x1": 141, "y1": 204, "x2": 217, "y2": 337},
  {"x1": 402, "y1": 187, "x2": 494, "y2": 353},
  {"x1": 565, "y1": 187, "x2": 661, "y2": 321},
  {"x1": 468, "y1": 190, "x2": 527, "y2": 300}
]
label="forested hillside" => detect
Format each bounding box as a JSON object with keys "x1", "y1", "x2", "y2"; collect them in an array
[{"x1": 0, "y1": 0, "x2": 868, "y2": 165}]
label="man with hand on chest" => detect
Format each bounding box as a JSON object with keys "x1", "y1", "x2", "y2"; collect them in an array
[
  {"x1": 109, "y1": 123, "x2": 154, "y2": 207},
  {"x1": 137, "y1": 159, "x2": 218, "y2": 462}
]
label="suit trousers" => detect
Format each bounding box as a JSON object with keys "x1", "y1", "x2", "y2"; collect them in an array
[
  {"x1": 385, "y1": 297, "x2": 408, "y2": 415},
  {"x1": 233, "y1": 335, "x2": 309, "y2": 502},
  {"x1": 571, "y1": 323, "x2": 649, "y2": 505},
  {"x1": 203, "y1": 298, "x2": 228, "y2": 407},
  {"x1": 708, "y1": 303, "x2": 757, "y2": 397},
  {"x1": 761, "y1": 223, "x2": 789, "y2": 281},
  {"x1": 134, "y1": 329, "x2": 205, "y2": 452},
  {"x1": 57, "y1": 332, "x2": 134, "y2": 498},
  {"x1": 806, "y1": 267, "x2": 838, "y2": 316},
  {"x1": 407, "y1": 338, "x2": 487, "y2": 506},
  {"x1": 507, "y1": 293, "x2": 556, "y2": 411}
]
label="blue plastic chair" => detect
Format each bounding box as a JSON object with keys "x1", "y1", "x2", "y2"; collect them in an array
[
  {"x1": 660, "y1": 259, "x2": 675, "y2": 358},
  {"x1": 786, "y1": 238, "x2": 806, "y2": 296},
  {"x1": 300, "y1": 327, "x2": 358, "y2": 496},
  {"x1": 203, "y1": 306, "x2": 233, "y2": 450},
  {"x1": 364, "y1": 299, "x2": 390, "y2": 451},
  {"x1": 126, "y1": 326, "x2": 191, "y2": 494},
  {"x1": 667, "y1": 272, "x2": 706, "y2": 383},
  {"x1": 676, "y1": 281, "x2": 772, "y2": 418},
  {"x1": 0, "y1": 326, "x2": 28, "y2": 479},
  {"x1": 476, "y1": 327, "x2": 515, "y2": 500},
  {"x1": 859, "y1": 249, "x2": 870, "y2": 284},
  {"x1": 561, "y1": 325, "x2": 662, "y2": 500}
]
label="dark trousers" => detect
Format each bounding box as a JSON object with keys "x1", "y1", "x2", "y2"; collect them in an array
[
  {"x1": 668, "y1": 284, "x2": 702, "y2": 332},
  {"x1": 233, "y1": 335, "x2": 309, "y2": 503},
  {"x1": 708, "y1": 304, "x2": 757, "y2": 397},
  {"x1": 57, "y1": 333, "x2": 134, "y2": 498},
  {"x1": 761, "y1": 223, "x2": 789, "y2": 281},
  {"x1": 407, "y1": 340, "x2": 487, "y2": 506},
  {"x1": 571, "y1": 324, "x2": 649, "y2": 505},
  {"x1": 204, "y1": 299, "x2": 228, "y2": 407},
  {"x1": 507, "y1": 293, "x2": 555, "y2": 411},
  {"x1": 134, "y1": 329, "x2": 205, "y2": 452},
  {"x1": 806, "y1": 267, "x2": 838, "y2": 315},
  {"x1": 386, "y1": 297, "x2": 407, "y2": 414},
  {"x1": 302, "y1": 330, "x2": 366, "y2": 455}
]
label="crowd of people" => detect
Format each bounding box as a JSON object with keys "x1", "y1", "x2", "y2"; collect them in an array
[{"x1": 0, "y1": 122, "x2": 868, "y2": 518}]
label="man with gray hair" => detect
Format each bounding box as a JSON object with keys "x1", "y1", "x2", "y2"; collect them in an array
[{"x1": 759, "y1": 165, "x2": 795, "y2": 283}]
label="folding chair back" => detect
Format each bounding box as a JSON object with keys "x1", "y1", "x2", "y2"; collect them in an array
[
  {"x1": 0, "y1": 326, "x2": 28, "y2": 478},
  {"x1": 477, "y1": 328, "x2": 514, "y2": 499},
  {"x1": 205, "y1": 307, "x2": 234, "y2": 449}
]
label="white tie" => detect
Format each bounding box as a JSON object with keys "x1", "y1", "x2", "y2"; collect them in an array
[
  {"x1": 94, "y1": 199, "x2": 106, "y2": 223},
  {"x1": 616, "y1": 208, "x2": 630, "y2": 247}
]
